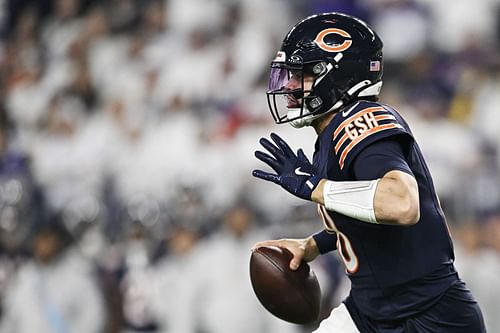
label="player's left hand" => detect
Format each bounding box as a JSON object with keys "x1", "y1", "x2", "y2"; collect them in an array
[{"x1": 253, "y1": 133, "x2": 321, "y2": 200}]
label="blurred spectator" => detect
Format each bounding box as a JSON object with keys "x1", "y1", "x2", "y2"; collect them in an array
[
  {"x1": 414, "y1": 0, "x2": 499, "y2": 52},
  {"x1": 199, "y1": 201, "x2": 301, "y2": 333},
  {"x1": 480, "y1": 217, "x2": 500, "y2": 332},
  {"x1": 453, "y1": 219, "x2": 500, "y2": 333},
  {"x1": 0, "y1": 114, "x2": 42, "y2": 257},
  {"x1": 150, "y1": 225, "x2": 206, "y2": 333},
  {"x1": 41, "y1": 0, "x2": 83, "y2": 60},
  {"x1": 370, "y1": 1, "x2": 431, "y2": 62},
  {"x1": 120, "y1": 222, "x2": 159, "y2": 333},
  {"x1": 0, "y1": 216, "x2": 105, "y2": 333},
  {"x1": 29, "y1": 92, "x2": 105, "y2": 212}
]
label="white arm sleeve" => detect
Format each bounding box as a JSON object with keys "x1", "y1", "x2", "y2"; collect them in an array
[{"x1": 323, "y1": 179, "x2": 380, "y2": 223}]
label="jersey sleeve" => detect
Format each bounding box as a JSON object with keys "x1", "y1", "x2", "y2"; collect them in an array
[
  {"x1": 332, "y1": 103, "x2": 413, "y2": 173},
  {"x1": 350, "y1": 137, "x2": 414, "y2": 180}
]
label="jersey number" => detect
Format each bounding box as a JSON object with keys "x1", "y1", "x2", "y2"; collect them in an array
[
  {"x1": 318, "y1": 204, "x2": 359, "y2": 274},
  {"x1": 336, "y1": 232, "x2": 358, "y2": 274}
]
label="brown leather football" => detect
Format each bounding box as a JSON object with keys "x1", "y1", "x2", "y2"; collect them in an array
[{"x1": 249, "y1": 246, "x2": 321, "y2": 325}]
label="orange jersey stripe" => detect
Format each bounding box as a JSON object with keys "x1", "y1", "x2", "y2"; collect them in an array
[
  {"x1": 333, "y1": 106, "x2": 385, "y2": 140},
  {"x1": 334, "y1": 114, "x2": 396, "y2": 154},
  {"x1": 374, "y1": 114, "x2": 396, "y2": 121},
  {"x1": 339, "y1": 123, "x2": 402, "y2": 170},
  {"x1": 335, "y1": 132, "x2": 349, "y2": 153}
]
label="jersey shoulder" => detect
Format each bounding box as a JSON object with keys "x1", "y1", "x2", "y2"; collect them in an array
[{"x1": 329, "y1": 100, "x2": 412, "y2": 171}]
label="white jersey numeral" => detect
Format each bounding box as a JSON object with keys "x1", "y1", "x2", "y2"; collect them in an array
[
  {"x1": 317, "y1": 204, "x2": 359, "y2": 274},
  {"x1": 336, "y1": 232, "x2": 359, "y2": 274},
  {"x1": 317, "y1": 204, "x2": 339, "y2": 232}
]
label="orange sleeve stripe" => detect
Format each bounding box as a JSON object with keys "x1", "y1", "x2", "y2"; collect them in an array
[
  {"x1": 374, "y1": 114, "x2": 395, "y2": 121},
  {"x1": 333, "y1": 106, "x2": 385, "y2": 140},
  {"x1": 334, "y1": 114, "x2": 396, "y2": 154},
  {"x1": 334, "y1": 132, "x2": 349, "y2": 153},
  {"x1": 339, "y1": 123, "x2": 402, "y2": 170}
]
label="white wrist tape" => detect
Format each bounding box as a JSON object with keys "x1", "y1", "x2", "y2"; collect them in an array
[{"x1": 323, "y1": 179, "x2": 380, "y2": 224}]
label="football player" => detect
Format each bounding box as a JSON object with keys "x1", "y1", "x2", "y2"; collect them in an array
[{"x1": 252, "y1": 12, "x2": 487, "y2": 333}]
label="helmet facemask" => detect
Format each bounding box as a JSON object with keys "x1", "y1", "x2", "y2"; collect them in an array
[{"x1": 266, "y1": 59, "x2": 333, "y2": 128}]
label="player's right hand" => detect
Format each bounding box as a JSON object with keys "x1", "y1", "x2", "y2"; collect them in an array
[
  {"x1": 253, "y1": 133, "x2": 321, "y2": 201},
  {"x1": 251, "y1": 237, "x2": 320, "y2": 271}
]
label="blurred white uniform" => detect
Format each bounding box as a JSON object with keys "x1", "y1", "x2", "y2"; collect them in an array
[
  {"x1": 150, "y1": 243, "x2": 207, "y2": 333},
  {"x1": 454, "y1": 244, "x2": 500, "y2": 333},
  {"x1": 199, "y1": 229, "x2": 301, "y2": 333},
  {"x1": 0, "y1": 249, "x2": 105, "y2": 333}
]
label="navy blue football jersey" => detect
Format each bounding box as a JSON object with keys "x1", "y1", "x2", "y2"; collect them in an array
[{"x1": 312, "y1": 100, "x2": 458, "y2": 320}]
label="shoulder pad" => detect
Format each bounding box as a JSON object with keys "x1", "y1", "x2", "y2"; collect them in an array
[{"x1": 332, "y1": 101, "x2": 409, "y2": 170}]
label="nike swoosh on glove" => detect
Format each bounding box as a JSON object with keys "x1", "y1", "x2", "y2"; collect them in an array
[{"x1": 252, "y1": 132, "x2": 321, "y2": 200}]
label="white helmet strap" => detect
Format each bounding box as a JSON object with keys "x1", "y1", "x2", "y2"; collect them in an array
[{"x1": 358, "y1": 81, "x2": 383, "y2": 97}]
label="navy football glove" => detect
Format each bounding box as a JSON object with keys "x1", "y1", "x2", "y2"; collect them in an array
[{"x1": 252, "y1": 133, "x2": 321, "y2": 200}]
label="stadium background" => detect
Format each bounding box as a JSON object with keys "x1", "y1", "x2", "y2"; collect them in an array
[{"x1": 0, "y1": 0, "x2": 499, "y2": 332}]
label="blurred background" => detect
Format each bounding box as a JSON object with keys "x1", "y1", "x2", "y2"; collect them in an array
[{"x1": 0, "y1": 0, "x2": 499, "y2": 332}]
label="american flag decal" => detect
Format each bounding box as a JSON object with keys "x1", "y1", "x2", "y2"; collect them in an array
[{"x1": 370, "y1": 61, "x2": 380, "y2": 72}]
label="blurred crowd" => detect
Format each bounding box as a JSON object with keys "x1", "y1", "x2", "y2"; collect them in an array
[{"x1": 0, "y1": 0, "x2": 499, "y2": 332}]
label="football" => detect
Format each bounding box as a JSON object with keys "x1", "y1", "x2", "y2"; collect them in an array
[{"x1": 249, "y1": 246, "x2": 321, "y2": 325}]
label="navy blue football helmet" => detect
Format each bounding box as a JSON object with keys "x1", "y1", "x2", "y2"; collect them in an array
[{"x1": 267, "y1": 12, "x2": 384, "y2": 128}]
